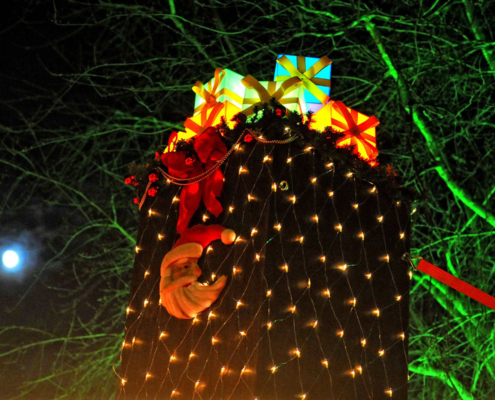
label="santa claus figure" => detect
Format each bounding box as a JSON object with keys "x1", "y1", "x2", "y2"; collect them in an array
[{"x1": 159, "y1": 224, "x2": 236, "y2": 319}]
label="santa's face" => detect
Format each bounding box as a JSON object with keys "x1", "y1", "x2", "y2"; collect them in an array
[
  {"x1": 169, "y1": 258, "x2": 201, "y2": 282},
  {"x1": 160, "y1": 257, "x2": 227, "y2": 319}
]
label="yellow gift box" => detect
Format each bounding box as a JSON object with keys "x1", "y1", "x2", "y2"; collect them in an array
[{"x1": 184, "y1": 101, "x2": 241, "y2": 136}]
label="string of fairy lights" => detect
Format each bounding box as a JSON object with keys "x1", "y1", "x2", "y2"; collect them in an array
[{"x1": 118, "y1": 140, "x2": 409, "y2": 400}]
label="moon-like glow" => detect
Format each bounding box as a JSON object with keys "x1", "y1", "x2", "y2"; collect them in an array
[{"x1": 2, "y1": 250, "x2": 19, "y2": 269}]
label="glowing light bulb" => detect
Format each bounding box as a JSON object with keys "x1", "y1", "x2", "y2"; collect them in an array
[
  {"x1": 251, "y1": 228, "x2": 258, "y2": 236},
  {"x1": 126, "y1": 307, "x2": 131, "y2": 315},
  {"x1": 229, "y1": 206, "x2": 234, "y2": 213},
  {"x1": 366, "y1": 273, "x2": 372, "y2": 279},
  {"x1": 266, "y1": 289, "x2": 272, "y2": 297},
  {"x1": 221, "y1": 366, "x2": 226, "y2": 375},
  {"x1": 312, "y1": 320, "x2": 318, "y2": 328},
  {"x1": 192, "y1": 317, "x2": 198, "y2": 324},
  {"x1": 379, "y1": 349, "x2": 385, "y2": 356},
  {"x1": 239, "y1": 166, "x2": 247, "y2": 174},
  {"x1": 267, "y1": 321, "x2": 273, "y2": 330},
  {"x1": 158, "y1": 234, "x2": 164, "y2": 240},
  {"x1": 281, "y1": 264, "x2": 289, "y2": 273},
  {"x1": 371, "y1": 186, "x2": 377, "y2": 193},
  {"x1": 290, "y1": 195, "x2": 296, "y2": 204},
  {"x1": 294, "y1": 348, "x2": 301, "y2": 357},
  {"x1": 338, "y1": 264, "x2": 348, "y2": 271},
  {"x1": 208, "y1": 311, "x2": 215, "y2": 320},
  {"x1": 247, "y1": 194, "x2": 254, "y2": 201},
  {"x1": 290, "y1": 305, "x2": 296, "y2": 313},
  {"x1": 353, "y1": 204, "x2": 359, "y2": 209},
  {"x1": 304, "y1": 146, "x2": 313, "y2": 152},
  {"x1": 271, "y1": 183, "x2": 277, "y2": 191},
  {"x1": 373, "y1": 308, "x2": 380, "y2": 317},
  {"x1": 328, "y1": 191, "x2": 334, "y2": 197},
  {"x1": 159, "y1": 331, "x2": 166, "y2": 339},
  {"x1": 323, "y1": 289, "x2": 331, "y2": 298},
  {"x1": 351, "y1": 370, "x2": 356, "y2": 378},
  {"x1": 255, "y1": 253, "x2": 260, "y2": 261},
  {"x1": 312, "y1": 215, "x2": 319, "y2": 223},
  {"x1": 212, "y1": 337, "x2": 218, "y2": 345},
  {"x1": 335, "y1": 224, "x2": 342, "y2": 232},
  {"x1": 135, "y1": 246, "x2": 141, "y2": 253},
  {"x1": 311, "y1": 177, "x2": 317, "y2": 184},
  {"x1": 195, "y1": 381, "x2": 200, "y2": 389},
  {"x1": 232, "y1": 266, "x2": 238, "y2": 275},
  {"x1": 326, "y1": 162, "x2": 334, "y2": 168},
  {"x1": 287, "y1": 157, "x2": 292, "y2": 163},
  {"x1": 307, "y1": 279, "x2": 311, "y2": 288},
  {"x1": 361, "y1": 338, "x2": 367, "y2": 347},
  {"x1": 399, "y1": 332, "x2": 406, "y2": 340},
  {"x1": 122, "y1": 340, "x2": 126, "y2": 348},
  {"x1": 202, "y1": 214, "x2": 209, "y2": 222},
  {"x1": 172, "y1": 196, "x2": 179, "y2": 202},
  {"x1": 386, "y1": 388, "x2": 393, "y2": 397},
  {"x1": 356, "y1": 365, "x2": 363, "y2": 374},
  {"x1": 377, "y1": 215, "x2": 384, "y2": 222},
  {"x1": 409, "y1": 271, "x2": 413, "y2": 279},
  {"x1": 338, "y1": 330, "x2": 344, "y2": 338},
  {"x1": 350, "y1": 298, "x2": 357, "y2": 306},
  {"x1": 144, "y1": 270, "x2": 150, "y2": 278},
  {"x1": 121, "y1": 378, "x2": 127, "y2": 386},
  {"x1": 240, "y1": 331, "x2": 246, "y2": 336},
  {"x1": 322, "y1": 360, "x2": 329, "y2": 368},
  {"x1": 396, "y1": 295, "x2": 402, "y2": 301},
  {"x1": 148, "y1": 209, "x2": 154, "y2": 217},
  {"x1": 263, "y1": 155, "x2": 271, "y2": 162},
  {"x1": 383, "y1": 254, "x2": 390, "y2": 262},
  {"x1": 297, "y1": 236, "x2": 304, "y2": 243},
  {"x1": 400, "y1": 232, "x2": 405, "y2": 239},
  {"x1": 236, "y1": 300, "x2": 243, "y2": 309},
  {"x1": 189, "y1": 352, "x2": 195, "y2": 359},
  {"x1": 143, "y1": 299, "x2": 149, "y2": 307},
  {"x1": 358, "y1": 232, "x2": 365, "y2": 240},
  {"x1": 206, "y1": 246, "x2": 213, "y2": 254},
  {"x1": 274, "y1": 223, "x2": 282, "y2": 231},
  {"x1": 346, "y1": 172, "x2": 353, "y2": 178},
  {"x1": 271, "y1": 366, "x2": 277, "y2": 373},
  {"x1": 170, "y1": 355, "x2": 176, "y2": 362},
  {"x1": 320, "y1": 255, "x2": 326, "y2": 262}
]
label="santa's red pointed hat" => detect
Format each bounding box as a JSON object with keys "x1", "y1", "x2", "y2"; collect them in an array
[{"x1": 161, "y1": 224, "x2": 236, "y2": 271}]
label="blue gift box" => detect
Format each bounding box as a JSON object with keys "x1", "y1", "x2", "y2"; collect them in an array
[{"x1": 274, "y1": 54, "x2": 332, "y2": 113}]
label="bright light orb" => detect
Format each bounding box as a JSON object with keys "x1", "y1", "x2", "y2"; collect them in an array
[{"x1": 2, "y1": 250, "x2": 19, "y2": 269}]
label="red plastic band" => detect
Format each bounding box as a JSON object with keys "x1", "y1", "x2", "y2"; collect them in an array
[{"x1": 417, "y1": 259, "x2": 495, "y2": 311}]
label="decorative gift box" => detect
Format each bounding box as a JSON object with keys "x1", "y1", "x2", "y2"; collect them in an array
[
  {"x1": 184, "y1": 101, "x2": 241, "y2": 136},
  {"x1": 274, "y1": 54, "x2": 332, "y2": 114},
  {"x1": 241, "y1": 75, "x2": 303, "y2": 116},
  {"x1": 193, "y1": 68, "x2": 245, "y2": 115}
]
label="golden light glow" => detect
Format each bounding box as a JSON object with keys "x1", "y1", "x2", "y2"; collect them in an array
[
  {"x1": 236, "y1": 300, "x2": 243, "y2": 309},
  {"x1": 377, "y1": 215, "x2": 384, "y2": 222},
  {"x1": 353, "y1": 203, "x2": 359, "y2": 209},
  {"x1": 400, "y1": 232, "x2": 405, "y2": 239},
  {"x1": 290, "y1": 305, "x2": 296, "y2": 313},
  {"x1": 373, "y1": 308, "x2": 380, "y2": 317},
  {"x1": 146, "y1": 372, "x2": 152, "y2": 379},
  {"x1": 351, "y1": 370, "x2": 356, "y2": 378},
  {"x1": 307, "y1": 279, "x2": 311, "y2": 288},
  {"x1": 281, "y1": 264, "x2": 289, "y2": 273},
  {"x1": 313, "y1": 320, "x2": 318, "y2": 328},
  {"x1": 379, "y1": 349, "x2": 385, "y2": 356},
  {"x1": 239, "y1": 166, "x2": 247, "y2": 174},
  {"x1": 267, "y1": 321, "x2": 273, "y2": 330},
  {"x1": 271, "y1": 183, "x2": 277, "y2": 192},
  {"x1": 294, "y1": 348, "x2": 301, "y2": 357},
  {"x1": 144, "y1": 270, "x2": 150, "y2": 278},
  {"x1": 350, "y1": 298, "x2": 357, "y2": 307},
  {"x1": 172, "y1": 196, "x2": 179, "y2": 203},
  {"x1": 121, "y1": 378, "x2": 127, "y2": 385},
  {"x1": 335, "y1": 223, "x2": 342, "y2": 232},
  {"x1": 170, "y1": 354, "x2": 176, "y2": 362},
  {"x1": 132, "y1": 337, "x2": 136, "y2": 345},
  {"x1": 322, "y1": 359, "x2": 329, "y2": 368},
  {"x1": 148, "y1": 209, "x2": 154, "y2": 217},
  {"x1": 158, "y1": 234, "x2": 164, "y2": 240},
  {"x1": 358, "y1": 232, "x2": 365, "y2": 240},
  {"x1": 251, "y1": 228, "x2": 258, "y2": 236},
  {"x1": 159, "y1": 331, "x2": 167, "y2": 339},
  {"x1": 135, "y1": 246, "x2": 141, "y2": 253},
  {"x1": 202, "y1": 214, "x2": 209, "y2": 222},
  {"x1": 263, "y1": 155, "x2": 272, "y2": 162},
  {"x1": 274, "y1": 223, "x2": 282, "y2": 231},
  {"x1": 189, "y1": 352, "x2": 195, "y2": 359},
  {"x1": 338, "y1": 264, "x2": 348, "y2": 271},
  {"x1": 247, "y1": 194, "x2": 255, "y2": 201},
  {"x1": 324, "y1": 289, "x2": 331, "y2": 298},
  {"x1": 356, "y1": 365, "x2": 363, "y2": 374},
  {"x1": 208, "y1": 311, "x2": 215, "y2": 320},
  {"x1": 255, "y1": 253, "x2": 260, "y2": 261},
  {"x1": 338, "y1": 330, "x2": 344, "y2": 338},
  {"x1": 126, "y1": 307, "x2": 131, "y2": 315},
  {"x1": 229, "y1": 206, "x2": 234, "y2": 213},
  {"x1": 366, "y1": 273, "x2": 372, "y2": 279},
  {"x1": 328, "y1": 191, "x2": 334, "y2": 197},
  {"x1": 399, "y1": 332, "x2": 406, "y2": 340},
  {"x1": 409, "y1": 271, "x2": 413, "y2": 279},
  {"x1": 192, "y1": 317, "x2": 198, "y2": 324},
  {"x1": 383, "y1": 254, "x2": 390, "y2": 262},
  {"x1": 370, "y1": 186, "x2": 377, "y2": 193},
  {"x1": 312, "y1": 215, "x2": 319, "y2": 223},
  {"x1": 297, "y1": 236, "x2": 304, "y2": 243},
  {"x1": 233, "y1": 266, "x2": 238, "y2": 275},
  {"x1": 211, "y1": 336, "x2": 218, "y2": 345},
  {"x1": 206, "y1": 246, "x2": 213, "y2": 254},
  {"x1": 271, "y1": 366, "x2": 277, "y2": 373},
  {"x1": 311, "y1": 177, "x2": 317, "y2": 183},
  {"x1": 287, "y1": 157, "x2": 292, "y2": 163},
  {"x1": 144, "y1": 299, "x2": 149, "y2": 307},
  {"x1": 346, "y1": 172, "x2": 353, "y2": 178},
  {"x1": 221, "y1": 366, "x2": 226, "y2": 375},
  {"x1": 122, "y1": 340, "x2": 126, "y2": 348},
  {"x1": 266, "y1": 289, "x2": 272, "y2": 297},
  {"x1": 320, "y1": 255, "x2": 326, "y2": 262},
  {"x1": 386, "y1": 388, "x2": 393, "y2": 397},
  {"x1": 326, "y1": 162, "x2": 334, "y2": 168},
  {"x1": 195, "y1": 381, "x2": 200, "y2": 389},
  {"x1": 304, "y1": 146, "x2": 313, "y2": 152},
  {"x1": 361, "y1": 338, "x2": 367, "y2": 347},
  {"x1": 290, "y1": 195, "x2": 296, "y2": 204}
]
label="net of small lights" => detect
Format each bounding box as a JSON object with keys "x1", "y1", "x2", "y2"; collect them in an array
[{"x1": 119, "y1": 56, "x2": 413, "y2": 400}]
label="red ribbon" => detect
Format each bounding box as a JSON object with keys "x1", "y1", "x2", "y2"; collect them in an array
[
  {"x1": 331, "y1": 101, "x2": 379, "y2": 159},
  {"x1": 417, "y1": 259, "x2": 495, "y2": 311},
  {"x1": 161, "y1": 127, "x2": 227, "y2": 234}
]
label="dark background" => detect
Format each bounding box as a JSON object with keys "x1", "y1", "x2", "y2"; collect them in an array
[{"x1": 1, "y1": 1, "x2": 494, "y2": 399}]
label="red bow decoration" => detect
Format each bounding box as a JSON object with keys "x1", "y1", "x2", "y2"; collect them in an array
[
  {"x1": 331, "y1": 100, "x2": 379, "y2": 161},
  {"x1": 161, "y1": 127, "x2": 227, "y2": 234}
]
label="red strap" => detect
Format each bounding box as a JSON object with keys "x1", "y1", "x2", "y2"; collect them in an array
[{"x1": 417, "y1": 259, "x2": 495, "y2": 311}]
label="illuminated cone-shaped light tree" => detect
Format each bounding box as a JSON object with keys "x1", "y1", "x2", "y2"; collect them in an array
[{"x1": 119, "y1": 56, "x2": 411, "y2": 400}]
